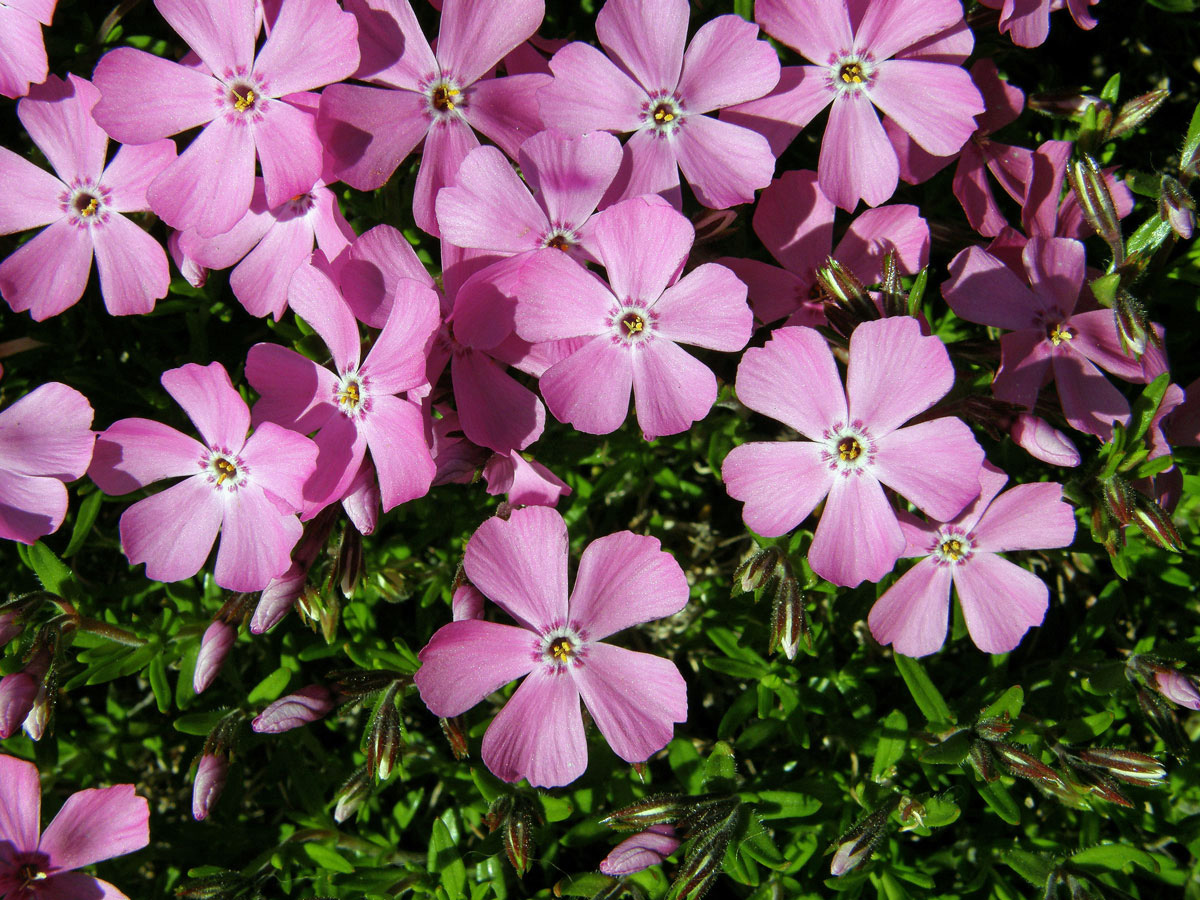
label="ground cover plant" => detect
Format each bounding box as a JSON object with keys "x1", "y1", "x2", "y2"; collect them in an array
[{"x1": 2, "y1": 0, "x2": 1200, "y2": 898}]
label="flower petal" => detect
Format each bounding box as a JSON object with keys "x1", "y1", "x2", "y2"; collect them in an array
[
  {"x1": 19, "y1": 74, "x2": 107, "y2": 181},
  {"x1": 254, "y1": 98, "x2": 324, "y2": 211},
  {"x1": 213, "y1": 483, "x2": 302, "y2": 591},
  {"x1": 652, "y1": 263, "x2": 752, "y2": 352},
  {"x1": 240, "y1": 421, "x2": 319, "y2": 513},
  {"x1": 520, "y1": 130, "x2": 623, "y2": 231},
  {"x1": 436, "y1": 145, "x2": 547, "y2": 253},
  {"x1": 867, "y1": 557, "x2": 952, "y2": 657},
  {"x1": 593, "y1": 197, "x2": 693, "y2": 305},
  {"x1": 753, "y1": 169, "x2": 834, "y2": 278},
  {"x1": 873, "y1": 418, "x2": 985, "y2": 521},
  {"x1": 631, "y1": 338, "x2": 717, "y2": 440},
  {"x1": 362, "y1": 279, "x2": 441, "y2": 393},
  {"x1": 540, "y1": 336, "x2": 634, "y2": 435},
  {"x1": 88, "y1": 419, "x2": 205, "y2": 495},
  {"x1": 0, "y1": 216, "x2": 93, "y2": 321},
  {"x1": 835, "y1": 203, "x2": 929, "y2": 284},
  {"x1": 452, "y1": 350, "x2": 545, "y2": 453},
  {"x1": 415, "y1": 619, "x2": 540, "y2": 718},
  {"x1": 1052, "y1": 350, "x2": 1130, "y2": 439},
  {"x1": 0, "y1": 753, "x2": 40, "y2": 853},
  {"x1": 288, "y1": 261, "x2": 362, "y2": 372},
  {"x1": 37, "y1": 784, "x2": 149, "y2": 872},
  {"x1": 413, "y1": 117, "x2": 480, "y2": 237},
  {"x1": 162, "y1": 362, "x2": 249, "y2": 453},
  {"x1": 722, "y1": 441, "x2": 832, "y2": 537},
  {"x1": 602, "y1": 129, "x2": 681, "y2": 209},
  {"x1": 246, "y1": 344, "x2": 338, "y2": 435},
  {"x1": 154, "y1": 0, "x2": 254, "y2": 76},
  {"x1": 92, "y1": 212, "x2": 169, "y2": 316},
  {"x1": 359, "y1": 394, "x2": 435, "y2": 510},
  {"x1": 717, "y1": 256, "x2": 811, "y2": 326},
  {"x1": 92, "y1": 48, "x2": 217, "y2": 143},
  {"x1": 678, "y1": 15, "x2": 779, "y2": 114},
  {"x1": 846, "y1": 316, "x2": 953, "y2": 435},
  {"x1": 1068, "y1": 309, "x2": 1146, "y2": 382},
  {"x1": 0, "y1": 383, "x2": 94, "y2": 480},
  {"x1": 539, "y1": 42, "x2": 645, "y2": 134},
  {"x1": 228, "y1": 214, "x2": 314, "y2": 320},
  {"x1": 0, "y1": 5, "x2": 47, "y2": 100},
  {"x1": 596, "y1": 0, "x2": 687, "y2": 93},
  {"x1": 674, "y1": 113, "x2": 776, "y2": 209},
  {"x1": 252, "y1": 0, "x2": 359, "y2": 96},
  {"x1": 855, "y1": 0, "x2": 967, "y2": 63},
  {"x1": 100, "y1": 140, "x2": 178, "y2": 214},
  {"x1": 942, "y1": 245, "x2": 1041, "y2": 330},
  {"x1": 338, "y1": 223, "x2": 435, "y2": 327},
  {"x1": 755, "y1": 0, "x2": 852, "y2": 64},
  {"x1": 316, "y1": 83, "x2": 429, "y2": 192},
  {"x1": 0, "y1": 146, "x2": 64, "y2": 234},
  {"x1": 818, "y1": 94, "x2": 898, "y2": 211},
  {"x1": 1023, "y1": 237, "x2": 1084, "y2": 321},
  {"x1": 481, "y1": 666, "x2": 586, "y2": 788},
  {"x1": 0, "y1": 469, "x2": 67, "y2": 543},
  {"x1": 809, "y1": 472, "x2": 904, "y2": 587},
  {"x1": 720, "y1": 66, "x2": 832, "y2": 158},
  {"x1": 38, "y1": 874, "x2": 129, "y2": 900},
  {"x1": 437, "y1": 0, "x2": 545, "y2": 87},
  {"x1": 120, "y1": 477, "x2": 223, "y2": 583},
  {"x1": 953, "y1": 553, "x2": 1048, "y2": 654},
  {"x1": 512, "y1": 248, "x2": 613, "y2": 342},
  {"x1": 973, "y1": 483, "x2": 1076, "y2": 553},
  {"x1": 568, "y1": 532, "x2": 688, "y2": 641},
  {"x1": 734, "y1": 325, "x2": 846, "y2": 439}
]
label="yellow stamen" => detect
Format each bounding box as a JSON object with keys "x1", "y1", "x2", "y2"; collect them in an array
[
  {"x1": 546, "y1": 234, "x2": 571, "y2": 252},
  {"x1": 550, "y1": 637, "x2": 573, "y2": 662},
  {"x1": 1049, "y1": 324, "x2": 1073, "y2": 345},
  {"x1": 837, "y1": 437, "x2": 861, "y2": 462},
  {"x1": 839, "y1": 62, "x2": 864, "y2": 84},
  {"x1": 79, "y1": 197, "x2": 98, "y2": 217},
  {"x1": 232, "y1": 87, "x2": 256, "y2": 112},
  {"x1": 432, "y1": 85, "x2": 460, "y2": 111},
  {"x1": 622, "y1": 313, "x2": 645, "y2": 336},
  {"x1": 338, "y1": 381, "x2": 361, "y2": 408},
  {"x1": 214, "y1": 458, "x2": 237, "y2": 485},
  {"x1": 939, "y1": 538, "x2": 965, "y2": 561},
  {"x1": 653, "y1": 103, "x2": 675, "y2": 123}
]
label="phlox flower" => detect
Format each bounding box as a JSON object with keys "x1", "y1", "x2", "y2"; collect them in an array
[
  {"x1": 722, "y1": 317, "x2": 985, "y2": 587},
  {"x1": 317, "y1": 0, "x2": 549, "y2": 236},
  {"x1": 513, "y1": 196, "x2": 754, "y2": 440},
  {"x1": 88, "y1": 362, "x2": 319, "y2": 592},
  {"x1": 978, "y1": 0, "x2": 1098, "y2": 47},
  {"x1": 0, "y1": 74, "x2": 175, "y2": 320},
  {"x1": 599, "y1": 825, "x2": 680, "y2": 877},
  {"x1": 246, "y1": 258, "x2": 440, "y2": 519},
  {"x1": 0, "y1": 0, "x2": 55, "y2": 98},
  {"x1": 0, "y1": 754, "x2": 150, "y2": 900},
  {"x1": 724, "y1": 0, "x2": 984, "y2": 211},
  {"x1": 0, "y1": 382, "x2": 94, "y2": 545},
  {"x1": 867, "y1": 462, "x2": 1075, "y2": 656},
  {"x1": 415, "y1": 506, "x2": 689, "y2": 788},
  {"x1": 482, "y1": 451, "x2": 570, "y2": 508},
  {"x1": 942, "y1": 236, "x2": 1147, "y2": 439},
  {"x1": 92, "y1": 0, "x2": 360, "y2": 237},
  {"x1": 538, "y1": 0, "x2": 779, "y2": 209}
]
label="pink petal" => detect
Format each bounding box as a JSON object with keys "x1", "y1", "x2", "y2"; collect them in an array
[
  {"x1": 484, "y1": 452, "x2": 569, "y2": 507},
  {"x1": 213, "y1": 484, "x2": 302, "y2": 591},
  {"x1": 652, "y1": 263, "x2": 752, "y2": 351},
  {"x1": 735, "y1": 325, "x2": 847, "y2": 439},
  {"x1": 437, "y1": 145, "x2": 547, "y2": 253},
  {"x1": 252, "y1": 0, "x2": 359, "y2": 96},
  {"x1": 568, "y1": 532, "x2": 688, "y2": 641},
  {"x1": 338, "y1": 223, "x2": 435, "y2": 328},
  {"x1": 415, "y1": 619, "x2": 540, "y2": 717},
  {"x1": 993, "y1": 329, "x2": 1053, "y2": 411},
  {"x1": 288, "y1": 262, "x2": 362, "y2": 372},
  {"x1": 0, "y1": 470, "x2": 67, "y2": 543},
  {"x1": 867, "y1": 557, "x2": 952, "y2": 657},
  {"x1": 463, "y1": 74, "x2": 551, "y2": 162},
  {"x1": 100, "y1": 140, "x2": 178, "y2": 213},
  {"x1": 229, "y1": 215, "x2": 314, "y2": 319},
  {"x1": 1010, "y1": 413, "x2": 1081, "y2": 467},
  {"x1": 481, "y1": 665, "x2": 586, "y2": 788},
  {"x1": 0, "y1": 216, "x2": 93, "y2": 321},
  {"x1": 943, "y1": 246, "x2": 1039, "y2": 329},
  {"x1": 0, "y1": 382, "x2": 94, "y2": 479},
  {"x1": 19, "y1": 74, "x2": 106, "y2": 181},
  {"x1": 246, "y1": 344, "x2": 338, "y2": 434},
  {"x1": 193, "y1": 619, "x2": 235, "y2": 693},
  {"x1": 539, "y1": 42, "x2": 646, "y2": 133},
  {"x1": 451, "y1": 251, "x2": 535, "y2": 351},
  {"x1": 359, "y1": 394, "x2": 434, "y2": 510},
  {"x1": 953, "y1": 553, "x2": 1048, "y2": 654},
  {"x1": 512, "y1": 248, "x2": 613, "y2": 342},
  {"x1": 846, "y1": 317, "x2": 953, "y2": 435},
  {"x1": 973, "y1": 482, "x2": 1076, "y2": 553},
  {"x1": 867, "y1": 59, "x2": 981, "y2": 158},
  {"x1": 572, "y1": 642, "x2": 686, "y2": 762},
  {"x1": 596, "y1": 0, "x2": 687, "y2": 93},
  {"x1": 819, "y1": 94, "x2": 898, "y2": 211},
  {"x1": 120, "y1": 477, "x2": 223, "y2": 583},
  {"x1": 678, "y1": 15, "x2": 780, "y2": 114},
  {"x1": 753, "y1": 169, "x2": 834, "y2": 279},
  {"x1": 162, "y1": 362, "x2": 249, "y2": 453},
  {"x1": 0, "y1": 755, "x2": 41, "y2": 853},
  {"x1": 953, "y1": 146, "x2": 1007, "y2": 237},
  {"x1": 437, "y1": 0, "x2": 545, "y2": 87},
  {"x1": 1068, "y1": 309, "x2": 1146, "y2": 382},
  {"x1": 316, "y1": 83, "x2": 429, "y2": 192},
  {"x1": 300, "y1": 415, "x2": 365, "y2": 519},
  {"x1": 3, "y1": 0, "x2": 53, "y2": 28},
  {"x1": 674, "y1": 114, "x2": 776, "y2": 208},
  {"x1": 873, "y1": 418, "x2": 985, "y2": 520},
  {"x1": 254, "y1": 98, "x2": 323, "y2": 210},
  {"x1": 414, "y1": 117, "x2": 480, "y2": 237},
  {"x1": 855, "y1": 0, "x2": 966, "y2": 62},
  {"x1": 239, "y1": 421, "x2": 319, "y2": 513},
  {"x1": 346, "y1": 0, "x2": 435, "y2": 90},
  {"x1": 601, "y1": 129, "x2": 681, "y2": 209},
  {"x1": 1022, "y1": 139, "x2": 1072, "y2": 239},
  {"x1": 541, "y1": 336, "x2": 634, "y2": 435},
  {"x1": 835, "y1": 204, "x2": 929, "y2": 284},
  {"x1": 341, "y1": 457, "x2": 381, "y2": 535},
  {"x1": 722, "y1": 441, "x2": 832, "y2": 537},
  {"x1": 1024, "y1": 236, "x2": 1084, "y2": 320},
  {"x1": 0, "y1": 6, "x2": 48, "y2": 100},
  {"x1": 720, "y1": 66, "x2": 833, "y2": 158},
  {"x1": 948, "y1": 460, "x2": 1009, "y2": 534},
  {"x1": 39, "y1": 874, "x2": 129, "y2": 900},
  {"x1": 147, "y1": 116, "x2": 256, "y2": 238},
  {"x1": 631, "y1": 338, "x2": 717, "y2": 440},
  {"x1": 1052, "y1": 350, "x2": 1130, "y2": 439},
  {"x1": 593, "y1": 197, "x2": 692, "y2": 304},
  {"x1": 252, "y1": 684, "x2": 335, "y2": 733},
  {"x1": 179, "y1": 180, "x2": 271, "y2": 268},
  {"x1": 452, "y1": 350, "x2": 545, "y2": 453},
  {"x1": 311, "y1": 185, "x2": 355, "y2": 260},
  {"x1": 92, "y1": 213, "x2": 169, "y2": 316},
  {"x1": 91, "y1": 48, "x2": 218, "y2": 143},
  {"x1": 809, "y1": 473, "x2": 904, "y2": 587},
  {"x1": 520, "y1": 130, "x2": 622, "y2": 230},
  {"x1": 38, "y1": 783, "x2": 149, "y2": 872},
  {"x1": 717, "y1": 257, "x2": 810, "y2": 325},
  {"x1": 600, "y1": 826, "x2": 680, "y2": 877},
  {"x1": 88, "y1": 419, "x2": 206, "y2": 495},
  {"x1": 464, "y1": 505, "x2": 570, "y2": 632},
  {"x1": 755, "y1": 0, "x2": 852, "y2": 65},
  {"x1": 362, "y1": 278, "x2": 441, "y2": 393},
  {"x1": 155, "y1": 0, "x2": 254, "y2": 75},
  {"x1": 0, "y1": 146, "x2": 64, "y2": 234}
]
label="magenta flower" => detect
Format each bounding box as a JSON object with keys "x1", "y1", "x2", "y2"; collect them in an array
[
  {"x1": 600, "y1": 825, "x2": 680, "y2": 877},
  {"x1": 92, "y1": 0, "x2": 359, "y2": 237},
  {"x1": 0, "y1": 754, "x2": 150, "y2": 900},
  {"x1": 0, "y1": 0, "x2": 54, "y2": 98},
  {"x1": 88, "y1": 362, "x2": 319, "y2": 592},
  {"x1": 978, "y1": 0, "x2": 1098, "y2": 47},
  {"x1": 722, "y1": 317, "x2": 985, "y2": 587},
  {"x1": 724, "y1": 0, "x2": 984, "y2": 211},
  {"x1": 867, "y1": 462, "x2": 1075, "y2": 656},
  {"x1": 513, "y1": 197, "x2": 753, "y2": 439},
  {"x1": 317, "y1": 0, "x2": 549, "y2": 235},
  {"x1": 0, "y1": 382, "x2": 94, "y2": 545},
  {"x1": 538, "y1": 0, "x2": 779, "y2": 209},
  {"x1": 0, "y1": 74, "x2": 175, "y2": 320},
  {"x1": 246, "y1": 259, "x2": 439, "y2": 519},
  {"x1": 942, "y1": 237, "x2": 1146, "y2": 439},
  {"x1": 415, "y1": 506, "x2": 689, "y2": 788}
]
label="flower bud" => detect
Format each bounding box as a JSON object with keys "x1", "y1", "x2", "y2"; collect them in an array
[
  {"x1": 1026, "y1": 90, "x2": 1105, "y2": 118},
  {"x1": 1067, "y1": 155, "x2": 1124, "y2": 265},
  {"x1": 817, "y1": 258, "x2": 878, "y2": 339},
  {"x1": 193, "y1": 620, "x2": 236, "y2": 694},
  {"x1": 168, "y1": 231, "x2": 208, "y2": 288},
  {"x1": 733, "y1": 547, "x2": 784, "y2": 596},
  {"x1": 1135, "y1": 687, "x2": 1189, "y2": 757},
  {"x1": 333, "y1": 765, "x2": 370, "y2": 823},
  {"x1": 451, "y1": 584, "x2": 486, "y2": 622},
  {"x1": 0, "y1": 642, "x2": 52, "y2": 739},
  {"x1": 297, "y1": 584, "x2": 340, "y2": 644},
  {"x1": 1074, "y1": 747, "x2": 1167, "y2": 784},
  {"x1": 1130, "y1": 491, "x2": 1183, "y2": 552},
  {"x1": 334, "y1": 525, "x2": 364, "y2": 598},
  {"x1": 251, "y1": 507, "x2": 339, "y2": 634},
  {"x1": 769, "y1": 578, "x2": 810, "y2": 660},
  {"x1": 1099, "y1": 475, "x2": 1136, "y2": 525},
  {"x1": 1153, "y1": 669, "x2": 1200, "y2": 710},
  {"x1": 0, "y1": 605, "x2": 27, "y2": 648},
  {"x1": 440, "y1": 716, "x2": 470, "y2": 761},
  {"x1": 669, "y1": 810, "x2": 737, "y2": 899},
  {"x1": 1109, "y1": 89, "x2": 1169, "y2": 141},
  {"x1": 22, "y1": 669, "x2": 55, "y2": 741},
  {"x1": 601, "y1": 793, "x2": 687, "y2": 832},
  {"x1": 192, "y1": 753, "x2": 229, "y2": 821},
  {"x1": 252, "y1": 685, "x2": 335, "y2": 733},
  {"x1": 1011, "y1": 413, "x2": 1081, "y2": 467},
  {"x1": 501, "y1": 794, "x2": 538, "y2": 877},
  {"x1": 366, "y1": 686, "x2": 403, "y2": 781},
  {"x1": 1158, "y1": 175, "x2": 1195, "y2": 240},
  {"x1": 600, "y1": 825, "x2": 680, "y2": 877},
  {"x1": 829, "y1": 804, "x2": 892, "y2": 877},
  {"x1": 1113, "y1": 289, "x2": 1153, "y2": 359},
  {"x1": 989, "y1": 742, "x2": 1066, "y2": 789}
]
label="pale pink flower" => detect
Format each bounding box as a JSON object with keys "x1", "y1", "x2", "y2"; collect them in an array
[
  {"x1": 723, "y1": 317, "x2": 984, "y2": 587},
  {"x1": 868, "y1": 462, "x2": 1075, "y2": 656},
  {"x1": 0, "y1": 74, "x2": 175, "y2": 320},
  {"x1": 0, "y1": 382, "x2": 94, "y2": 545},
  {"x1": 0, "y1": 0, "x2": 55, "y2": 98},
  {"x1": 415, "y1": 506, "x2": 689, "y2": 788},
  {"x1": 978, "y1": 0, "x2": 1098, "y2": 47},
  {"x1": 0, "y1": 754, "x2": 150, "y2": 900},
  {"x1": 88, "y1": 362, "x2": 319, "y2": 592}
]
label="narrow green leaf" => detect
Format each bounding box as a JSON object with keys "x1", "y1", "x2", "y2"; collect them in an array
[
  {"x1": 64, "y1": 489, "x2": 103, "y2": 557},
  {"x1": 749, "y1": 790, "x2": 821, "y2": 820},
  {"x1": 1181, "y1": 100, "x2": 1200, "y2": 167},
  {"x1": 894, "y1": 655, "x2": 952, "y2": 724},
  {"x1": 975, "y1": 779, "x2": 1021, "y2": 825},
  {"x1": 427, "y1": 818, "x2": 466, "y2": 898},
  {"x1": 1127, "y1": 214, "x2": 1174, "y2": 257},
  {"x1": 247, "y1": 667, "x2": 291, "y2": 705},
  {"x1": 149, "y1": 655, "x2": 171, "y2": 713},
  {"x1": 173, "y1": 710, "x2": 226, "y2": 736},
  {"x1": 1003, "y1": 849, "x2": 1055, "y2": 886},
  {"x1": 703, "y1": 741, "x2": 737, "y2": 791},
  {"x1": 17, "y1": 542, "x2": 72, "y2": 594},
  {"x1": 982, "y1": 686, "x2": 1024, "y2": 720},
  {"x1": 1070, "y1": 843, "x2": 1160, "y2": 873},
  {"x1": 303, "y1": 842, "x2": 355, "y2": 874},
  {"x1": 872, "y1": 709, "x2": 909, "y2": 780},
  {"x1": 739, "y1": 827, "x2": 787, "y2": 869},
  {"x1": 1128, "y1": 373, "x2": 1171, "y2": 443}
]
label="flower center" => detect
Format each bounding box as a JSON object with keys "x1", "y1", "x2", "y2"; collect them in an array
[
  {"x1": 336, "y1": 372, "x2": 367, "y2": 416},
  {"x1": 205, "y1": 451, "x2": 246, "y2": 491},
  {"x1": 621, "y1": 312, "x2": 646, "y2": 336},
  {"x1": 19, "y1": 862, "x2": 48, "y2": 889},
  {"x1": 426, "y1": 78, "x2": 467, "y2": 120},
  {"x1": 549, "y1": 637, "x2": 574, "y2": 662},
  {"x1": 642, "y1": 93, "x2": 685, "y2": 135},
  {"x1": 227, "y1": 81, "x2": 259, "y2": 113},
  {"x1": 823, "y1": 424, "x2": 875, "y2": 474},
  {"x1": 543, "y1": 231, "x2": 574, "y2": 252},
  {"x1": 1048, "y1": 323, "x2": 1074, "y2": 345},
  {"x1": 837, "y1": 436, "x2": 862, "y2": 462},
  {"x1": 213, "y1": 457, "x2": 238, "y2": 485},
  {"x1": 610, "y1": 303, "x2": 656, "y2": 346},
  {"x1": 933, "y1": 530, "x2": 974, "y2": 565},
  {"x1": 839, "y1": 62, "x2": 865, "y2": 84},
  {"x1": 831, "y1": 54, "x2": 875, "y2": 94},
  {"x1": 74, "y1": 193, "x2": 99, "y2": 217},
  {"x1": 541, "y1": 627, "x2": 584, "y2": 668},
  {"x1": 432, "y1": 84, "x2": 459, "y2": 111}
]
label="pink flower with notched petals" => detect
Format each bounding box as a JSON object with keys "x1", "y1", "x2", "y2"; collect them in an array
[
  {"x1": 0, "y1": 754, "x2": 150, "y2": 900},
  {"x1": 868, "y1": 462, "x2": 1075, "y2": 657},
  {"x1": 513, "y1": 197, "x2": 753, "y2": 440},
  {"x1": 91, "y1": 0, "x2": 359, "y2": 238},
  {"x1": 88, "y1": 362, "x2": 319, "y2": 592},
  {"x1": 0, "y1": 0, "x2": 55, "y2": 98},
  {"x1": 722, "y1": 317, "x2": 985, "y2": 588},
  {"x1": 0, "y1": 74, "x2": 175, "y2": 320},
  {"x1": 538, "y1": 0, "x2": 779, "y2": 209},
  {"x1": 415, "y1": 506, "x2": 689, "y2": 788},
  {"x1": 723, "y1": 0, "x2": 984, "y2": 212},
  {"x1": 0, "y1": 382, "x2": 94, "y2": 545}
]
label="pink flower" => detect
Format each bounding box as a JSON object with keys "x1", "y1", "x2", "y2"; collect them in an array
[
  {"x1": 88, "y1": 362, "x2": 319, "y2": 592},
  {"x1": 0, "y1": 0, "x2": 55, "y2": 98},
  {"x1": 0, "y1": 754, "x2": 150, "y2": 899},
  {"x1": 317, "y1": 0, "x2": 549, "y2": 235},
  {"x1": 867, "y1": 462, "x2": 1075, "y2": 656},
  {"x1": 246, "y1": 258, "x2": 439, "y2": 519},
  {"x1": 538, "y1": 0, "x2": 779, "y2": 209},
  {"x1": 193, "y1": 620, "x2": 236, "y2": 694},
  {"x1": 978, "y1": 0, "x2": 1098, "y2": 47},
  {"x1": 92, "y1": 0, "x2": 360, "y2": 237},
  {"x1": 942, "y1": 237, "x2": 1146, "y2": 439},
  {"x1": 722, "y1": 317, "x2": 985, "y2": 587},
  {"x1": 724, "y1": 0, "x2": 984, "y2": 211},
  {"x1": 415, "y1": 506, "x2": 689, "y2": 788},
  {"x1": 0, "y1": 74, "x2": 175, "y2": 320},
  {"x1": 513, "y1": 197, "x2": 753, "y2": 440},
  {"x1": 482, "y1": 451, "x2": 570, "y2": 507},
  {"x1": 1154, "y1": 670, "x2": 1200, "y2": 711},
  {"x1": 252, "y1": 685, "x2": 336, "y2": 732},
  {"x1": 0, "y1": 382, "x2": 95, "y2": 545},
  {"x1": 599, "y1": 824, "x2": 680, "y2": 876}
]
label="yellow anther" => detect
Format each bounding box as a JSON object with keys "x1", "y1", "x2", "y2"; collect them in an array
[
  {"x1": 939, "y1": 538, "x2": 965, "y2": 561},
  {"x1": 1049, "y1": 324, "x2": 1073, "y2": 345},
  {"x1": 839, "y1": 62, "x2": 864, "y2": 84},
  {"x1": 837, "y1": 437, "x2": 861, "y2": 462},
  {"x1": 79, "y1": 197, "x2": 98, "y2": 217},
  {"x1": 653, "y1": 106, "x2": 675, "y2": 123},
  {"x1": 546, "y1": 234, "x2": 571, "y2": 252},
  {"x1": 214, "y1": 458, "x2": 237, "y2": 485},
  {"x1": 232, "y1": 88, "x2": 255, "y2": 112},
  {"x1": 338, "y1": 380, "x2": 361, "y2": 408},
  {"x1": 550, "y1": 638, "x2": 573, "y2": 662},
  {"x1": 432, "y1": 85, "x2": 460, "y2": 111}
]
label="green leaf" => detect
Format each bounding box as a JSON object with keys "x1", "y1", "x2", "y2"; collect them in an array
[
  {"x1": 1061, "y1": 710, "x2": 1115, "y2": 743},
  {"x1": 703, "y1": 741, "x2": 737, "y2": 792},
  {"x1": 247, "y1": 667, "x2": 291, "y2": 705},
  {"x1": 975, "y1": 779, "x2": 1021, "y2": 825},
  {"x1": 64, "y1": 489, "x2": 103, "y2": 557},
  {"x1": 1183, "y1": 100, "x2": 1200, "y2": 167},
  {"x1": 1070, "y1": 843, "x2": 1160, "y2": 874},
  {"x1": 872, "y1": 709, "x2": 908, "y2": 780},
  {"x1": 1126, "y1": 214, "x2": 1174, "y2": 258},
  {"x1": 1100, "y1": 73, "x2": 1121, "y2": 105},
  {"x1": 173, "y1": 710, "x2": 226, "y2": 736},
  {"x1": 907, "y1": 267, "x2": 929, "y2": 316},
  {"x1": 149, "y1": 655, "x2": 171, "y2": 713},
  {"x1": 920, "y1": 731, "x2": 970, "y2": 765},
  {"x1": 1128, "y1": 373, "x2": 1171, "y2": 444},
  {"x1": 16, "y1": 542, "x2": 72, "y2": 594},
  {"x1": 894, "y1": 655, "x2": 952, "y2": 724},
  {"x1": 740, "y1": 827, "x2": 786, "y2": 870},
  {"x1": 1002, "y1": 849, "x2": 1056, "y2": 886},
  {"x1": 733, "y1": 0, "x2": 753, "y2": 20},
  {"x1": 426, "y1": 817, "x2": 466, "y2": 899},
  {"x1": 303, "y1": 842, "x2": 355, "y2": 874},
  {"x1": 748, "y1": 790, "x2": 821, "y2": 820},
  {"x1": 982, "y1": 686, "x2": 1024, "y2": 720},
  {"x1": 554, "y1": 873, "x2": 617, "y2": 897}
]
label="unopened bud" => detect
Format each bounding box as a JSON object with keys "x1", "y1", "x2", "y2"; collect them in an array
[
  {"x1": 440, "y1": 716, "x2": 470, "y2": 760},
  {"x1": 677, "y1": 794, "x2": 741, "y2": 838},
  {"x1": 1011, "y1": 413, "x2": 1081, "y2": 467},
  {"x1": 601, "y1": 793, "x2": 686, "y2": 832},
  {"x1": 21, "y1": 669, "x2": 55, "y2": 741},
  {"x1": 297, "y1": 585, "x2": 340, "y2": 644},
  {"x1": 1075, "y1": 747, "x2": 1167, "y2": 784},
  {"x1": 326, "y1": 668, "x2": 406, "y2": 700},
  {"x1": 829, "y1": 804, "x2": 892, "y2": 877},
  {"x1": 974, "y1": 717, "x2": 1012, "y2": 741},
  {"x1": 1027, "y1": 90, "x2": 1105, "y2": 118},
  {"x1": 502, "y1": 794, "x2": 538, "y2": 877},
  {"x1": 335, "y1": 525, "x2": 364, "y2": 598},
  {"x1": 251, "y1": 508, "x2": 339, "y2": 634},
  {"x1": 192, "y1": 752, "x2": 229, "y2": 821},
  {"x1": 193, "y1": 620, "x2": 236, "y2": 694},
  {"x1": 1113, "y1": 289, "x2": 1153, "y2": 359},
  {"x1": 877, "y1": 251, "x2": 907, "y2": 318},
  {"x1": 733, "y1": 546, "x2": 784, "y2": 596},
  {"x1": 1099, "y1": 475, "x2": 1136, "y2": 525},
  {"x1": 989, "y1": 742, "x2": 1066, "y2": 788},
  {"x1": 252, "y1": 685, "x2": 335, "y2": 733},
  {"x1": 669, "y1": 809, "x2": 737, "y2": 898},
  {"x1": 1159, "y1": 175, "x2": 1195, "y2": 241},
  {"x1": 769, "y1": 578, "x2": 810, "y2": 659},
  {"x1": 1135, "y1": 687, "x2": 1189, "y2": 757},
  {"x1": 816, "y1": 258, "x2": 878, "y2": 338},
  {"x1": 600, "y1": 824, "x2": 680, "y2": 877},
  {"x1": 0, "y1": 642, "x2": 52, "y2": 739},
  {"x1": 1153, "y1": 669, "x2": 1200, "y2": 710},
  {"x1": 1067, "y1": 155, "x2": 1124, "y2": 265},
  {"x1": 969, "y1": 740, "x2": 998, "y2": 782},
  {"x1": 1109, "y1": 89, "x2": 1169, "y2": 141},
  {"x1": 333, "y1": 765, "x2": 370, "y2": 823},
  {"x1": 1130, "y1": 491, "x2": 1183, "y2": 552},
  {"x1": 366, "y1": 686, "x2": 403, "y2": 781},
  {"x1": 451, "y1": 584, "x2": 486, "y2": 621},
  {"x1": 485, "y1": 795, "x2": 512, "y2": 832}
]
